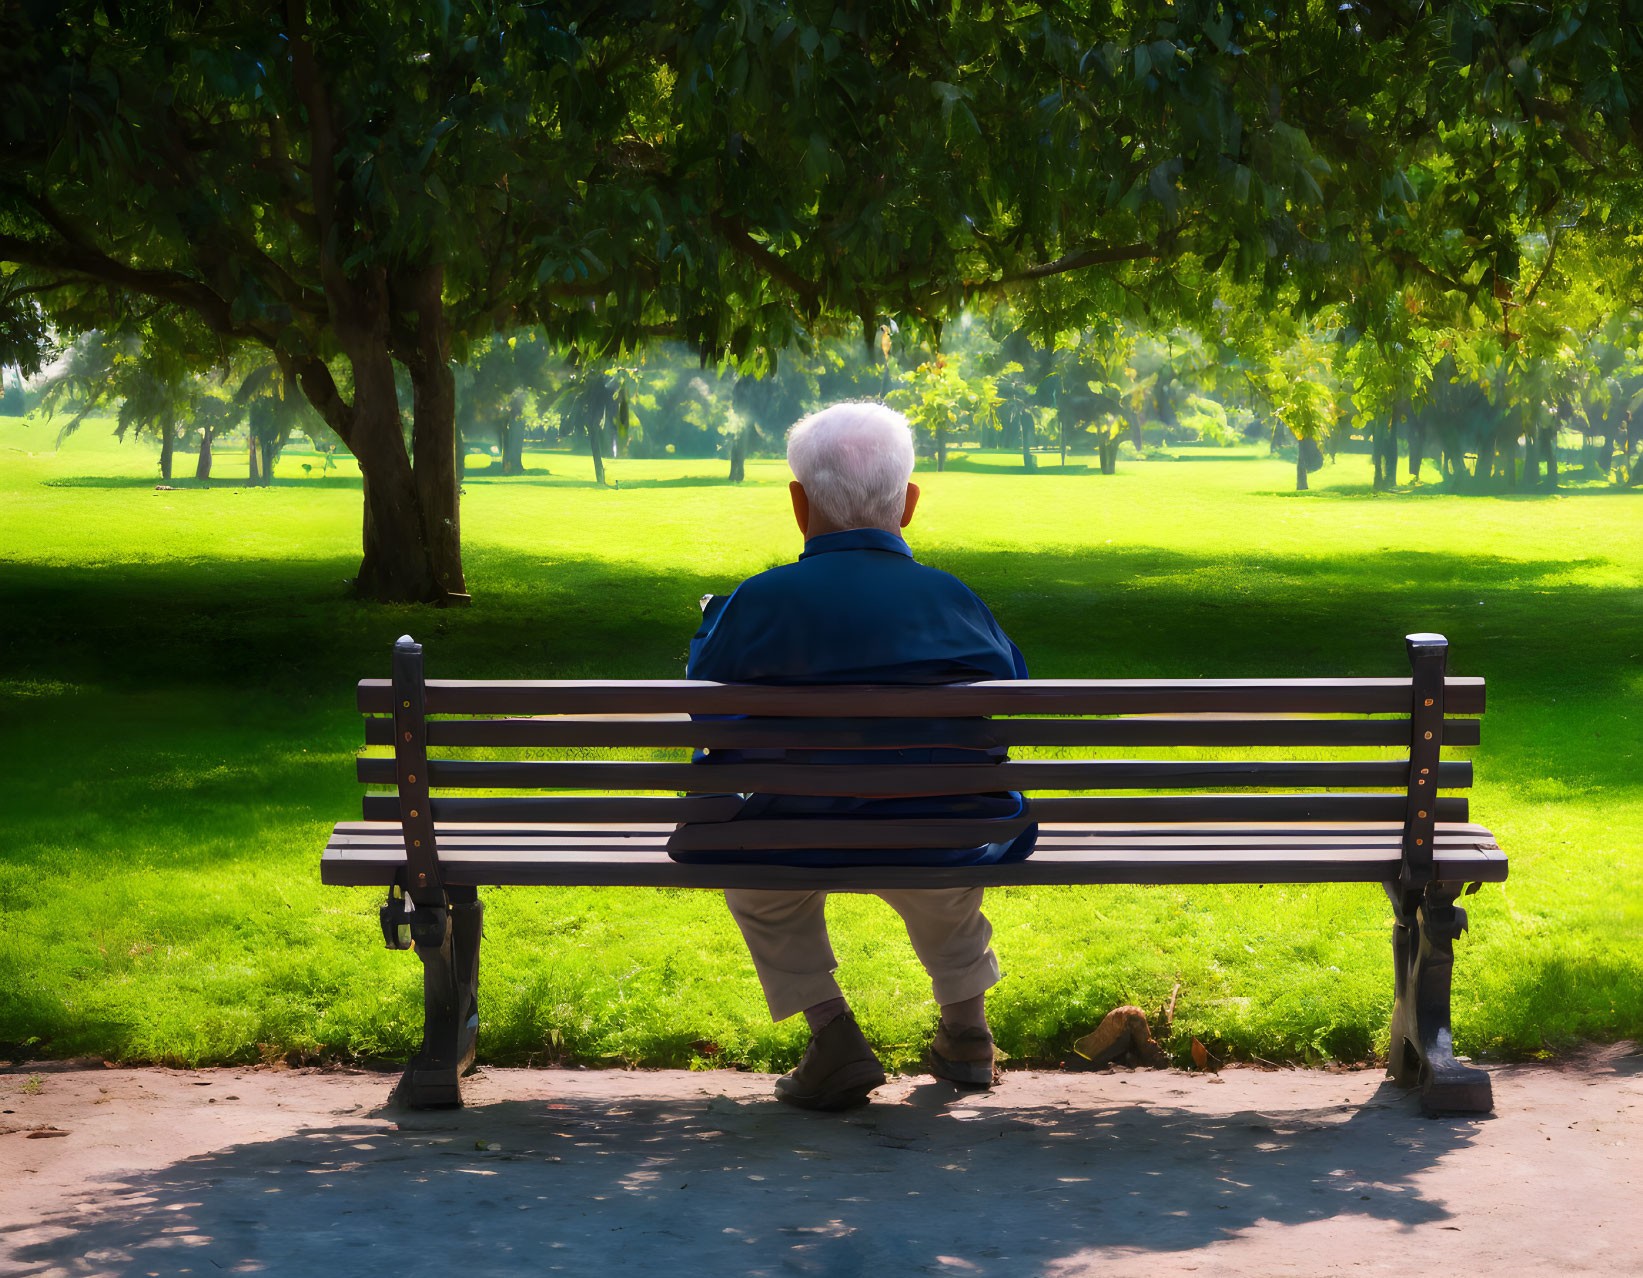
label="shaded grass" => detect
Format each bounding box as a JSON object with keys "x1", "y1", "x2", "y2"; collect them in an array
[{"x1": 1, "y1": 416, "x2": 1640, "y2": 1073}]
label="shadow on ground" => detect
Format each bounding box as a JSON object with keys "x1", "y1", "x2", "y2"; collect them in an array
[{"x1": 7, "y1": 1079, "x2": 1476, "y2": 1275}]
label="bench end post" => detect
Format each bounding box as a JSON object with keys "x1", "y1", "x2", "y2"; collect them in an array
[
  {"x1": 1386, "y1": 634, "x2": 1491, "y2": 1115},
  {"x1": 1400, "y1": 633, "x2": 1447, "y2": 891},
  {"x1": 387, "y1": 636, "x2": 482, "y2": 1109}
]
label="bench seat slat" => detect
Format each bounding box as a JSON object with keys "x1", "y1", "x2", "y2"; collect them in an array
[
  {"x1": 331, "y1": 818, "x2": 1499, "y2": 837},
  {"x1": 355, "y1": 757, "x2": 1475, "y2": 793},
  {"x1": 362, "y1": 715, "x2": 1483, "y2": 750},
  {"x1": 327, "y1": 822, "x2": 1499, "y2": 850},
  {"x1": 357, "y1": 677, "x2": 1487, "y2": 717},
  {"x1": 321, "y1": 821, "x2": 1505, "y2": 889}
]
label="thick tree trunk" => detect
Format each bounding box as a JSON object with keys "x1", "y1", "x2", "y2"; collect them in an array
[
  {"x1": 352, "y1": 351, "x2": 442, "y2": 602},
  {"x1": 1524, "y1": 429, "x2": 1540, "y2": 489},
  {"x1": 1099, "y1": 435, "x2": 1118, "y2": 475},
  {"x1": 260, "y1": 437, "x2": 278, "y2": 483},
  {"x1": 1408, "y1": 415, "x2": 1426, "y2": 481},
  {"x1": 1296, "y1": 453, "x2": 1308, "y2": 490},
  {"x1": 194, "y1": 424, "x2": 214, "y2": 481},
  {"x1": 1020, "y1": 414, "x2": 1036, "y2": 471},
  {"x1": 247, "y1": 431, "x2": 261, "y2": 484},
  {"x1": 287, "y1": 267, "x2": 447, "y2": 603},
  {"x1": 404, "y1": 268, "x2": 465, "y2": 601},
  {"x1": 159, "y1": 417, "x2": 174, "y2": 480}
]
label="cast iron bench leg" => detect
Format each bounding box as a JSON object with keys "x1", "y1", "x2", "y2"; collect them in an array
[
  {"x1": 1385, "y1": 881, "x2": 1492, "y2": 1116},
  {"x1": 395, "y1": 894, "x2": 483, "y2": 1108}
]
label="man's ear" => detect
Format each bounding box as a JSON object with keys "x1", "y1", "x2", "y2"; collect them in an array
[
  {"x1": 899, "y1": 482, "x2": 920, "y2": 529},
  {"x1": 790, "y1": 480, "x2": 810, "y2": 537}
]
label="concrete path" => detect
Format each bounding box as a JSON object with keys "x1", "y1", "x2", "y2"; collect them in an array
[{"x1": 2, "y1": 1045, "x2": 1638, "y2": 1276}]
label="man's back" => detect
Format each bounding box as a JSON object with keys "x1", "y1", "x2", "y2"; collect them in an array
[
  {"x1": 682, "y1": 527, "x2": 1035, "y2": 867},
  {"x1": 688, "y1": 528, "x2": 1025, "y2": 686}
]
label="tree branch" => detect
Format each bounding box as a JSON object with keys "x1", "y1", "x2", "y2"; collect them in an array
[
  {"x1": 1387, "y1": 249, "x2": 1484, "y2": 305},
  {"x1": 278, "y1": 347, "x2": 355, "y2": 444},
  {"x1": 711, "y1": 214, "x2": 823, "y2": 307},
  {"x1": 965, "y1": 240, "x2": 1160, "y2": 292},
  {"x1": 0, "y1": 231, "x2": 258, "y2": 338}
]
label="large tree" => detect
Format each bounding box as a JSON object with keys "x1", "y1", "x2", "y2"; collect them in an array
[{"x1": 4, "y1": 1, "x2": 1640, "y2": 599}]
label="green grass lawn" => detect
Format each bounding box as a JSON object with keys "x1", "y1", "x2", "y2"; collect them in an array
[{"x1": 2, "y1": 415, "x2": 1639, "y2": 1075}]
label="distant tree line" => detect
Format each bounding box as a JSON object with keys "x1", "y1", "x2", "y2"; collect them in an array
[{"x1": 23, "y1": 275, "x2": 1643, "y2": 494}]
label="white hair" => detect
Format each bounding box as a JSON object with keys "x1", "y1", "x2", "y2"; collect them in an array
[{"x1": 785, "y1": 402, "x2": 915, "y2": 532}]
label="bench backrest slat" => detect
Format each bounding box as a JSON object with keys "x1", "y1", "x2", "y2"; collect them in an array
[
  {"x1": 357, "y1": 676, "x2": 1486, "y2": 717},
  {"x1": 355, "y1": 756, "x2": 1474, "y2": 794},
  {"x1": 362, "y1": 714, "x2": 1482, "y2": 750}
]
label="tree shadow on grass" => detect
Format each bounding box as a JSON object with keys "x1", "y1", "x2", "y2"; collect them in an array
[
  {"x1": 947, "y1": 456, "x2": 1098, "y2": 474},
  {"x1": 41, "y1": 474, "x2": 365, "y2": 490},
  {"x1": 7, "y1": 1081, "x2": 1479, "y2": 1274},
  {"x1": 2, "y1": 536, "x2": 1637, "y2": 748},
  {"x1": 1267, "y1": 483, "x2": 1639, "y2": 501},
  {"x1": 461, "y1": 471, "x2": 784, "y2": 490}
]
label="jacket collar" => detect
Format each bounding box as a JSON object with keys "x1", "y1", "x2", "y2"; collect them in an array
[{"x1": 799, "y1": 527, "x2": 914, "y2": 560}]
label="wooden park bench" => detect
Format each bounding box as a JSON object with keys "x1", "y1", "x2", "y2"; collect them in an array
[{"x1": 321, "y1": 632, "x2": 1505, "y2": 1117}]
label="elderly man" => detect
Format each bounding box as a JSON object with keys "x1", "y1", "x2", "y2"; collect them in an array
[{"x1": 683, "y1": 401, "x2": 1035, "y2": 1110}]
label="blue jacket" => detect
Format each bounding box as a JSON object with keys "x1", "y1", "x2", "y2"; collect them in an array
[{"x1": 679, "y1": 526, "x2": 1037, "y2": 866}]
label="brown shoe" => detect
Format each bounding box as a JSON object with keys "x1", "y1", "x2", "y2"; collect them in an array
[
  {"x1": 930, "y1": 1021, "x2": 996, "y2": 1089},
  {"x1": 774, "y1": 1012, "x2": 886, "y2": 1111}
]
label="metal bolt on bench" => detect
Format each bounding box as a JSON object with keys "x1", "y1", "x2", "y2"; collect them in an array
[{"x1": 323, "y1": 632, "x2": 1504, "y2": 1115}]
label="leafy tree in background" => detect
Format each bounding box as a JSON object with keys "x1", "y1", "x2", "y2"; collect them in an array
[
  {"x1": 240, "y1": 357, "x2": 322, "y2": 483},
  {"x1": 891, "y1": 353, "x2": 1004, "y2": 471},
  {"x1": 990, "y1": 347, "x2": 1043, "y2": 472},
  {"x1": 38, "y1": 327, "x2": 204, "y2": 479},
  {"x1": 454, "y1": 331, "x2": 556, "y2": 477},
  {"x1": 1044, "y1": 327, "x2": 1137, "y2": 473},
  {"x1": 729, "y1": 356, "x2": 816, "y2": 482},
  {"x1": 187, "y1": 372, "x2": 236, "y2": 481}
]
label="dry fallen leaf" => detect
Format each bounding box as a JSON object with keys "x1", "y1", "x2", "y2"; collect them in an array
[{"x1": 1191, "y1": 1038, "x2": 1220, "y2": 1073}]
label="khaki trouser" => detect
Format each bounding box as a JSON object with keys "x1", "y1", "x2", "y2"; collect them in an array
[{"x1": 723, "y1": 887, "x2": 1001, "y2": 1022}]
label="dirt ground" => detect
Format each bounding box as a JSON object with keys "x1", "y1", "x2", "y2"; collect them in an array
[{"x1": 1, "y1": 1045, "x2": 1638, "y2": 1277}]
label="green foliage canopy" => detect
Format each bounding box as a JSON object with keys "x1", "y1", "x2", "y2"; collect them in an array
[{"x1": 3, "y1": 0, "x2": 1642, "y2": 596}]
